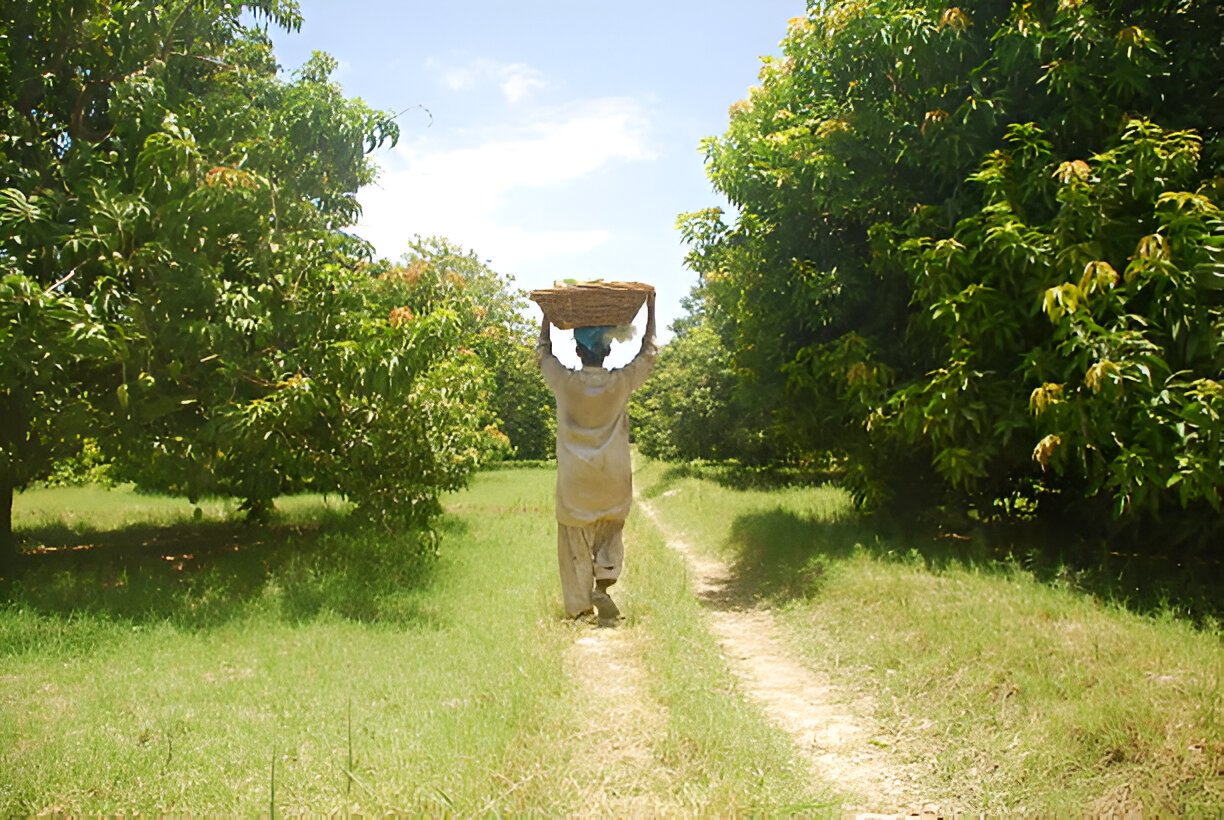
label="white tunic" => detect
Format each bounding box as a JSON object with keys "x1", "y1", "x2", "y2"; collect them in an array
[{"x1": 537, "y1": 340, "x2": 657, "y2": 527}]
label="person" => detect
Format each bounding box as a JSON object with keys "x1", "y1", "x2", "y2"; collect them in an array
[{"x1": 536, "y1": 291, "x2": 657, "y2": 624}]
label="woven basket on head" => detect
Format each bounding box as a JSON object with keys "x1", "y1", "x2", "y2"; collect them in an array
[{"x1": 529, "y1": 281, "x2": 653, "y2": 329}]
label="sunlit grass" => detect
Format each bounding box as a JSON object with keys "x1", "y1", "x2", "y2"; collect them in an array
[
  {"x1": 634, "y1": 456, "x2": 1224, "y2": 815},
  {"x1": 1, "y1": 476, "x2": 572, "y2": 813},
  {"x1": 620, "y1": 510, "x2": 834, "y2": 813},
  {"x1": 1, "y1": 470, "x2": 833, "y2": 813},
  {"x1": 13, "y1": 484, "x2": 352, "y2": 545},
  {"x1": 20, "y1": 461, "x2": 1215, "y2": 813}
]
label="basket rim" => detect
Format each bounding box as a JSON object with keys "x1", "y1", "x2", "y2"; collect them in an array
[
  {"x1": 528, "y1": 282, "x2": 651, "y2": 330},
  {"x1": 529, "y1": 280, "x2": 654, "y2": 298}
]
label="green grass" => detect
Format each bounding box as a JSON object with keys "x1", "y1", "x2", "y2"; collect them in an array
[
  {"x1": 14, "y1": 483, "x2": 351, "y2": 534},
  {"x1": 1, "y1": 470, "x2": 830, "y2": 813},
  {"x1": 13, "y1": 461, "x2": 1214, "y2": 813},
  {"x1": 620, "y1": 509, "x2": 834, "y2": 813},
  {"x1": 2, "y1": 477, "x2": 574, "y2": 813},
  {"x1": 634, "y1": 457, "x2": 1224, "y2": 814}
]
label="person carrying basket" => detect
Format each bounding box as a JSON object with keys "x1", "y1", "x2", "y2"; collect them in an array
[{"x1": 534, "y1": 285, "x2": 656, "y2": 625}]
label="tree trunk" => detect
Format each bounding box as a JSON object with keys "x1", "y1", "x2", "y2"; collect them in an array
[
  {"x1": 0, "y1": 389, "x2": 24, "y2": 578},
  {"x1": 0, "y1": 475, "x2": 15, "y2": 578}
]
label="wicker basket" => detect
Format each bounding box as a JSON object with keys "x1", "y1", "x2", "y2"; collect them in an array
[{"x1": 529, "y1": 281, "x2": 653, "y2": 329}]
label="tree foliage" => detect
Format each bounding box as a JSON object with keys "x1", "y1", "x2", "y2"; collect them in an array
[
  {"x1": 369, "y1": 237, "x2": 554, "y2": 463},
  {"x1": 630, "y1": 303, "x2": 753, "y2": 463},
  {"x1": 680, "y1": 0, "x2": 1222, "y2": 546},
  {"x1": 490, "y1": 339, "x2": 556, "y2": 461},
  {"x1": 0, "y1": 1, "x2": 516, "y2": 566}
]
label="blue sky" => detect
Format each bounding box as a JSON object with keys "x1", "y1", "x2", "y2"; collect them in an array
[{"x1": 267, "y1": 0, "x2": 805, "y2": 352}]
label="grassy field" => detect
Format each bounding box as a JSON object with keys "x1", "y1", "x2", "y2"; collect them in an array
[
  {"x1": 1, "y1": 470, "x2": 825, "y2": 814},
  {"x1": 4, "y1": 463, "x2": 1220, "y2": 813},
  {"x1": 634, "y1": 458, "x2": 1224, "y2": 815}
]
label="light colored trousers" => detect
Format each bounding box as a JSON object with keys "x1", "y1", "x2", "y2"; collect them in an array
[{"x1": 557, "y1": 520, "x2": 624, "y2": 617}]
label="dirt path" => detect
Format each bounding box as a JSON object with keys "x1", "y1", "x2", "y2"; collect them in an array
[
  {"x1": 564, "y1": 615, "x2": 671, "y2": 814},
  {"x1": 637, "y1": 497, "x2": 936, "y2": 818}
]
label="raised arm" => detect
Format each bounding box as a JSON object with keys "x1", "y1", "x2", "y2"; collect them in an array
[
  {"x1": 644, "y1": 290, "x2": 656, "y2": 345},
  {"x1": 620, "y1": 290, "x2": 658, "y2": 391},
  {"x1": 538, "y1": 312, "x2": 551, "y2": 346},
  {"x1": 536, "y1": 314, "x2": 565, "y2": 389}
]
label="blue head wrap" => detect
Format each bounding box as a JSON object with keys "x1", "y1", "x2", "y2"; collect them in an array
[{"x1": 574, "y1": 325, "x2": 613, "y2": 358}]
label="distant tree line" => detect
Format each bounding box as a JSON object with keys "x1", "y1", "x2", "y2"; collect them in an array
[{"x1": 634, "y1": 0, "x2": 1222, "y2": 552}]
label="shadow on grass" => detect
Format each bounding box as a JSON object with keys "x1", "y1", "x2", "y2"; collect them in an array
[
  {"x1": 642, "y1": 460, "x2": 839, "y2": 501},
  {"x1": 708, "y1": 509, "x2": 873, "y2": 607},
  {"x1": 715, "y1": 507, "x2": 1223, "y2": 626},
  {"x1": 0, "y1": 512, "x2": 454, "y2": 649}
]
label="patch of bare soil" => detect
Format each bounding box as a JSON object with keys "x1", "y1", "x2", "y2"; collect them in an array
[
  {"x1": 564, "y1": 620, "x2": 671, "y2": 815},
  {"x1": 638, "y1": 498, "x2": 940, "y2": 818}
]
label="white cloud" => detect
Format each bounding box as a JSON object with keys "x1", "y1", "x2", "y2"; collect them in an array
[
  {"x1": 431, "y1": 57, "x2": 546, "y2": 104},
  {"x1": 354, "y1": 96, "x2": 655, "y2": 274},
  {"x1": 499, "y1": 64, "x2": 546, "y2": 104}
]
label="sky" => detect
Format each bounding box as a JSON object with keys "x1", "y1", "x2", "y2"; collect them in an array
[{"x1": 266, "y1": 0, "x2": 806, "y2": 358}]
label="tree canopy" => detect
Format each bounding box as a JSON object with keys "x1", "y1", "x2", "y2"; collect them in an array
[
  {"x1": 672, "y1": 0, "x2": 1222, "y2": 547},
  {"x1": 0, "y1": 1, "x2": 539, "y2": 568}
]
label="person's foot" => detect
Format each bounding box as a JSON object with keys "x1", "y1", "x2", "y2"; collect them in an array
[{"x1": 590, "y1": 589, "x2": 620, "y2": 624}]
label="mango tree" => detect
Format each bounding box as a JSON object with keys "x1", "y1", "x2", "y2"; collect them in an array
[
  {"x1": 0, "y1": 1, "x2": 497, "y2": 569},
  {"x1": 681, "y1": 0, "x2": 1222, "y2": 546}
]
